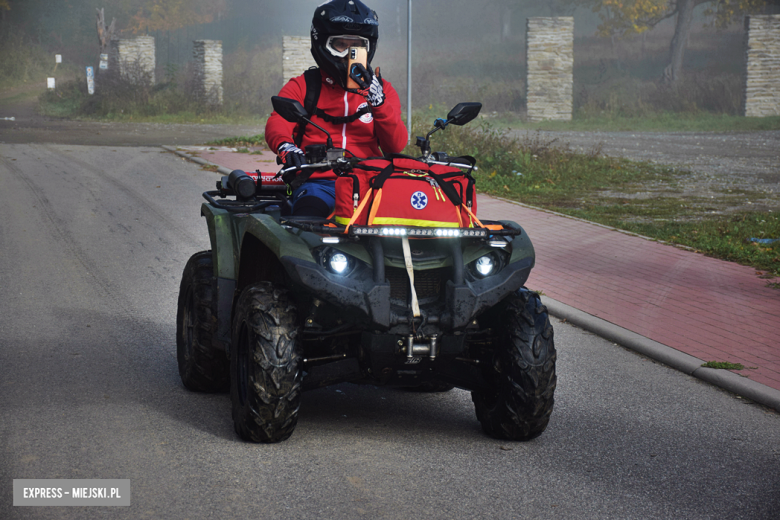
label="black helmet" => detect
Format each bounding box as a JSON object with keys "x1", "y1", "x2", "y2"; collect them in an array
[{"x1": 311, "y1": 0, "x2": 379, "y2": 89}]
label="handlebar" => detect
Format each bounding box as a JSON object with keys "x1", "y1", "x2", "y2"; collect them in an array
[
  {"x1": 278, "y1": 161, "x2": 333, "y2": 177},
  {"x1": 277, "y1": 156, "x2": 477, "y2": 179},
  {"x1": 426, "y1": 160, "x2": 478, "y2": 170}
]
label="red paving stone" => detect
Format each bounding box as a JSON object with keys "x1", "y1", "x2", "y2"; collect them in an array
[
  {"x1": 177, "y1": 147, "x2": 278, "y2": 174},
  {"x1": 195, "y1": 150, "x2": 780, "y2": 394},
  {"x1": 478, "y1": 195, "x2": 780, "y2": 392}
]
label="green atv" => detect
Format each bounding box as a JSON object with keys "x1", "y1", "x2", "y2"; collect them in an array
[{"x1": 176, "y1": 99, "x2": 556, "y2": 443}]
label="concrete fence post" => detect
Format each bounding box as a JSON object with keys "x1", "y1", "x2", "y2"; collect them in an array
[
  {"x1": 526, "y1": 17, "x2": 574, "y2": 122},
  {"x1": 193, "y1": 40, "x2": 224, "y2": 106},
  {"x1": 743, "y1": 15, "x2": 780, "y2": 118},
  {"x1": 283, "y1": 36, "x2": 316, "y2": 84},
  {"x1": 109, "y1": 36, "x2": 155, "y2": 84}
]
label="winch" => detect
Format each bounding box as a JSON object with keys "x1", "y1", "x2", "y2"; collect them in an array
[{"x1": 402, "y1": 334, "x2": 439, "y2": 363}]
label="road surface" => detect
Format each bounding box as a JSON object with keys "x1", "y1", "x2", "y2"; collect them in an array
[{"x1": 0, "y1": 143, "x2": 778, "y2": 519}]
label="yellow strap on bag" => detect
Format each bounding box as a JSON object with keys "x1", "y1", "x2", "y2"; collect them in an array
[
  {"x1": 463, "y1": 204, "x2": 484, "y2": 229},
  {"x1": 367, "y1": 188, "x2": 383, "y2": 226},
  {"x1": 344, "y1": 189, "x2": 374, "y2": 233}
]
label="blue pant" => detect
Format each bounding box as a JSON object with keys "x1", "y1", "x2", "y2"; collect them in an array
[{"x1": 291, "y1": 179, "x2": 336, "y2": 217}]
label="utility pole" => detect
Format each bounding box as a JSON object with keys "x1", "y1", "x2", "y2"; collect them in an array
[
  {"x1": 96, "y1": 8, "x2": 116, "y2": 56},
  {"x1": 96, "y1": 7, "x2": 116, "y2": 75},
  {"x1": 407, "y1": 0, "x2": 412, "y2": 142}
]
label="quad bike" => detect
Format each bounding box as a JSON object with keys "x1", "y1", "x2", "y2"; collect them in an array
[{"x1": 176, "y1": 98, "x2": 556, "y2": 443}]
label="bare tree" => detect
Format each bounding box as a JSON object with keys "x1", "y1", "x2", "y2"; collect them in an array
[
  {"x1": 574, "y1": 0, "x2": 771, "y2": 86},
  {"x1": 96, "y1": 7, "x2": 116, "y2": 56}
]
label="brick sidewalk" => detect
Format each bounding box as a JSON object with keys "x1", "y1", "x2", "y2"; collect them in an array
[
  {"x1": 176, "y1": 146, "x2": 278, "y2": 173},
  {"x1": 479, "y1": 195, "x2": 780, "y2": 391},
  {"x1": 191, "y1": 148, "x2": 780, "y2": 393}
]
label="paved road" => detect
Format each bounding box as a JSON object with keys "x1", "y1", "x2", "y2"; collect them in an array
[{"x1": 1, "y1": 144, "x2": 778, "y2": 519}]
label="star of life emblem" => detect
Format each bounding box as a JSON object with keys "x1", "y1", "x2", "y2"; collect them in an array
[{"x1": 411, "y1": 191, "x2": 428, "y2": 210}]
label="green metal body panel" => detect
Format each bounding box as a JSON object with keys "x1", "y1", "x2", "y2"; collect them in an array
[
  {"x1": 201, "y1": 204, "x2": 238, "y2": 280},
  {"x1": 201, "y1": 203, "x2": 316, "y2": 281}
]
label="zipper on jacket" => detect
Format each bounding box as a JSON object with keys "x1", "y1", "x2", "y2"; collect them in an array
[{"x1": 341, "y1": 91, "x2": 349, "y2": 149}]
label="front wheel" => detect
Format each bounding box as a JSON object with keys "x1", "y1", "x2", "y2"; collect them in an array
[
  {"x1": 471, "y1": 288, "x2": 557, "y2": 441},
  {"x1": 230, "y1": 282, "x2": 302, "y2": 443}
]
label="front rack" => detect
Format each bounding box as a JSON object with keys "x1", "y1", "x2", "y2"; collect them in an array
[
  {"x1": 277, "y1": 218, "x2": 522, "y2": 239},
  {"x1": 202, "y1": 190, "x2": 291, "y2": 214}
]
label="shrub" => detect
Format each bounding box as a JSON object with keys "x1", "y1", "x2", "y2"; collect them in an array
[{"x1": 0, "y1": 28, "x2": 52, "y2": 90}]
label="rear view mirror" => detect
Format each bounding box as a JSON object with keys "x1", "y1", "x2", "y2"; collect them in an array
[
  {"x1": 272, "y1": 96, "x2": 309, "y2": 123},
  {"x1": 447, "y1": 102, "x2": 482, "y2": 126}
]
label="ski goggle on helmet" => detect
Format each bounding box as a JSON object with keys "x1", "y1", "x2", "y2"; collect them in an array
[{"x1": 325, "y1": 35, "x2": 370, "y2": 58}]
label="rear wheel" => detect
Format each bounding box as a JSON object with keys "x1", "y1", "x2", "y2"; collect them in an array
[
  {"x1": 231, "y1": 282, "x2": 302, "y2": 443},
  {"x1": 472, "y1": 288, "x2": 556, "y2": 441},
  {"x1": 176, "y1": 251, "x2": 229, "y2": 392}
]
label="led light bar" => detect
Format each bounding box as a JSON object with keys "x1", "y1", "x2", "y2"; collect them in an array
[{"x1": 351, "y1": 226, "x2": 488, "y2": 238}]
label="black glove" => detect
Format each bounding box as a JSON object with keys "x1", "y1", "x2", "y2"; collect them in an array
[
  {"x1": 348, "y1": 64, "x2": 385, "y2": 107},
  {"x1": 277, "y1": 142, "x2": 306, "y2": 169}
]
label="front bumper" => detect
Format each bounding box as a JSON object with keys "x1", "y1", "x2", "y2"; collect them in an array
[{"x1": 281, "y1": 254, "x2": 534, "y2": 330}]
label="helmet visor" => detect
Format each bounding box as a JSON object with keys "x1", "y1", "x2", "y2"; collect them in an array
[{"x1": 325, "y1": 35, "x2": 370, "y2": 58}]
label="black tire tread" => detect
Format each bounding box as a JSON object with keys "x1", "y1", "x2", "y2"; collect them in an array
[
  {"x1": 176, "y1": 251, "x2": 229, "y2": 393},
  {"x1": 231, "y1": 282, "x2": 302, "y2": 443},
  {"x1": 472, "y1": 288, "x2": 557, "y2": 441}
]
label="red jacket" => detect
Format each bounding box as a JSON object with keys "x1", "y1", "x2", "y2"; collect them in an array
[{"x1": 265, "y1": 69, "x2": 408, "y2": 180}]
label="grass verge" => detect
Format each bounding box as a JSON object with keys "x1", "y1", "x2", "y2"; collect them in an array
[
  {"x1": 487, "y1": 111, "x2": 780, "y2": 133},
  {"x1": 206, "y1": 135, "x2": 266, "y2": 148},
  {"x1": 36, "y1": 76, "x2": 267, "y2": 125},
  {"x1": 0, "y1": 86, "x2": 46, "y2": 107}
]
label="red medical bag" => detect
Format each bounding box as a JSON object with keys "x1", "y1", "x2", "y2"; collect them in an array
[{"x1": 334, "y1": 157, "x2": 477, "y2": 228}]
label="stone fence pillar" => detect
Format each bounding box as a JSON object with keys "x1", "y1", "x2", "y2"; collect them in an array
[
  {"x1": 283, "y1": 36, "x2": 316, "y2": 84},
  {"x1": 193, "y1": 40, "x2": 224, "y2": 106},
  {"x1": 743, "y1": 15, "x2": 780, "y2": 117},
  {"x1": 109, "y1": 36, "x2": 155, "y2": 84},
  {"x1": 526, "y1": 17, "x2": 574, "y2": 122}
]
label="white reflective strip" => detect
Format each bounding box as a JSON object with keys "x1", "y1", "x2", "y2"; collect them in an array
[
  {"x1": 401, "y1": 236, "x2": 420, "y2": 317},
  {"x1": 342, "y1": 91, "x2": 349, "y2": 149}
]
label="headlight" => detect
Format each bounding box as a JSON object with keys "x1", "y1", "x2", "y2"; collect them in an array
[
  {"x1": 318, "y1": 247, "x2": 356, "y2": 276},
  {"x1": 468, "y1": 251, "x2": 507, "y2": 279},
  {"x1": 475, "y1": 255, "x2": 495, "y2": 276},
  {"x1": 329, "y1": 253, "x2": 350, "y2": 274}
]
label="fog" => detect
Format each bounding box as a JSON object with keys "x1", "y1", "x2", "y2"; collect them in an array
[
  {"x1": 0, "y1": 0, "x2": 757, "y2": 115},
  {"x1": 0, "y1": 0, "x2": 599, "y2": 63}
]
